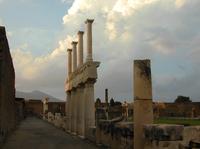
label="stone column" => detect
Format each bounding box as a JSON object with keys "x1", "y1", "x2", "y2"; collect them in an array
[
  {"x1": 77, "y1": 31, "x2": 84, "y2": 67},
  {"x1": 84, "y1": 82, "x2": 95, "y2": 138},
  {"x1": 71, "y1": 89, "x2": 76, "y2": 134},
  {"x1": 72, "y1": 41, "x2": 78, "y2": 72},
  {"x1": 67, "y1": 48, "x2": 72, "y2": 75},
  {"x1": 79, "y1": 85, "x2": 85, "y2": 138},
  {"x1": 73, "y1": 89, "x2": 78, "y2": 135},
  {"x1": 85, "y1": 19, "x2": 94, "y2": 62},
  {"x1": 133, "y1": 59, "x2": 153, "y2": 149},
  {"x1": 76, "y1": 87, "x2": 81, "y2": 135},
  {"x1": 66, "y1": 91, "x2": 71, "y2": 132}
]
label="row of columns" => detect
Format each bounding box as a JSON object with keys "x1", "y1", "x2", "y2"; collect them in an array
[
  {"x1": 67, "y1": 19, "x2": 94, "y2": 76},
  {"x1": 66, "y1": 19, "x2": 95, "y2": 138}
]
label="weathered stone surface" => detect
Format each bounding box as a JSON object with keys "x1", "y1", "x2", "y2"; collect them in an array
[
  {"x1": 133, "y1": 59, "x2": 153, "y2": 149},
  {"x1": 144, "y1": 124, "x2": 184, "y2": 141},
  {"x1": 96, "y1": 119, "x2": 133, "y2": 149}
]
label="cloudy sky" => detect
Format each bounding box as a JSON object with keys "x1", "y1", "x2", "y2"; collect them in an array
[{"x1": 1, "y1": 0, "x2": 200, "y2": 102}]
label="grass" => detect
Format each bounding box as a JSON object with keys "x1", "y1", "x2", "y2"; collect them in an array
[{"x1": 154, "y1": 118, "x2": 200, "y2": 126}]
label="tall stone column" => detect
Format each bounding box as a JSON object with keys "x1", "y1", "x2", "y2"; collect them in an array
[
  {"x1": 85, "y1": 19, "x2": 94, "y2": 62},
  {"x1": 76, "y1": 87, "x2": 81, "y2": 135},
  {"x1": 133, "y1": 59, "x2": 153, "y2": 149},
  {"x1": 71, "y1": 89, "x2": 76, "y2": 133},
  {"x1": 79, "y1": 85, "x2": 85, "y2": 138},
  {"x1": 77, "y1": 31, "x2": 84, "y2": 67},
  {"x1": 66, "y1": 91, "x2": 71, "y2": 132},
  {"x1": 74, "y1": 89, "x2": 78, "y2": 135},
  {"x1": 67, "y1": 48, "x2": 72, "y2": 75},
  {"x1": 84, "y1": 82, "x2": 95, "y2": 138},
  {"x1": 72, "y1": 41, "x2": 78, "y2": 72}
]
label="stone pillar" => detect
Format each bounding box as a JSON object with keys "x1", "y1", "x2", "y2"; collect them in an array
[
  {"x1": 74, "y1": 89, "x2": 78, "y2": 135},
  {"x1": 85, "y1": 19, "x2": 94, "y2": 62},
  {"x1": 133, "y1": 59, "x2": 153, "y2": 149},
  {"x1": 79, "y1": 85, "x2": 85, "y2": 138},
  {"x1": 77, "y1": 31, "x2": 84, "y2": 67},
  {"x1": 67, "y1": 48, "x2": 72, "y2": 75},
  {"x1": 72, "y1": 41, "x2": 78, "y2": 72},
  {"x1": 84, "y1": 82, "x2": 95, "y2": 137},
  {"x1": 76, "y1": 87, "x2": 81, "y2": 135},
  {"x1": 66, "y1": 91, "x2": 71, "y2": 132},
  {"x1": 71, "y1": 89, "x2": 76, "y2": 134}
]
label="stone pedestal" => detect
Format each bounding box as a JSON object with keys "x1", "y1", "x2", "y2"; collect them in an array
[{"x1": 133, "y1": 59, "x2": 153, "y2": 149}]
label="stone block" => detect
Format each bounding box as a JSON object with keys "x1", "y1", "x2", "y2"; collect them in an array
[{"x1": 144, "y1": 124, "x2": 184, "y2": 141}]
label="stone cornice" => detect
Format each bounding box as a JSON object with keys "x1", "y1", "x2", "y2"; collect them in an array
[{"x1": 65, "y1": 61, "x2": 100, "y2": 91}]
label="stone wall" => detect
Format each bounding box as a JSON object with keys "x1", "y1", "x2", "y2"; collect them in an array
[
  {"x1": 0, "y1": 26, "x2": 17, "y2": 146},
  {"x1": 25, "y1": 100, "x2": 43, "y2": 117},
  {"x1": 95, "y1": 120, "x2": 200, "y2": 149}
]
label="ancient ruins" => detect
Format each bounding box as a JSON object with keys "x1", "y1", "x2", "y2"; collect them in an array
[
  {"x1": 65, "y1": 19, "x2": 100, "y2": 138},
  {"x1": 1, "y1": 17, "x2": 200, "y2": 149}
]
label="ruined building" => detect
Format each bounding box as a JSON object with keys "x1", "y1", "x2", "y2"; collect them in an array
[{"x1": 0, "y1": 26, "x2": 16, "y2": 144}]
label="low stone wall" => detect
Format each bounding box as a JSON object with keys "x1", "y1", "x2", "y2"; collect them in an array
[
  {"x1": 96, "y1": 118, "x2": 133, "y2": 149},
  {"x1": 96, "y1": 119, "x2": 200, "y2": 149},
  {"x1": 44, "y1": 113, "x2": 200, "y2": 149},
  {"x1": 144, "y1": 124, "x2": 200, "y2": 149}
]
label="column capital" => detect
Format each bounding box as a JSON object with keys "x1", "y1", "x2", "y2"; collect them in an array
[
  {"x1": 85, "y1": 19, "x2": 94, "y2": 24},
  {"x1": 71, "y1": 41, "x2": 78, "y2": 45},
  {"x1": 77, "y1": 31, "x2": 84, "y2": 35},
  {"x1": 67, "y1": 48, "x2": 72, "y2": 52}
]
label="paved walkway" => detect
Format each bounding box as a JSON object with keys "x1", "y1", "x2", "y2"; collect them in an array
[{"x1": 3, "y1": 117, "x2": 99, "y2": 149}]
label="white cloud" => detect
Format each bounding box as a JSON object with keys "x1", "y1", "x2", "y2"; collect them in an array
[
  {"x1": 175, "y1": 0, "x2": 187, "y2": 8},
  {"x1": 12, "y1": 0, "x2": 200, "y2": 101}
]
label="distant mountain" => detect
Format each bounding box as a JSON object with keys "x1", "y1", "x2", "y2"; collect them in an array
[{"x1": 16, "y1": 90, "x2": 64, "y2": 102}]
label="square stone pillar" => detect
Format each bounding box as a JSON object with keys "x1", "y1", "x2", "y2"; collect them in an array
[
  {"x1": 84, "y1": 82, "x2": 95, "y2": 138},
  {"x1": 133, "y1": 59, "x2": 153, "y2": 149}
]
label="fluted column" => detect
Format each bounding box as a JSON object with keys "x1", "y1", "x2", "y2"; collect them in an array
[
  {"x1": 77, "y1": 31, "x2": 84, "y2": 67},
  {"x1": 85, "y1": 19, "x2": 94, "y2": 62},
  {"x1": 67, "y1": 49, "x2": 72, "y2": 76},
  {"x1": 72, "y1": 41, "x2": 78, "y2": 72}
]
